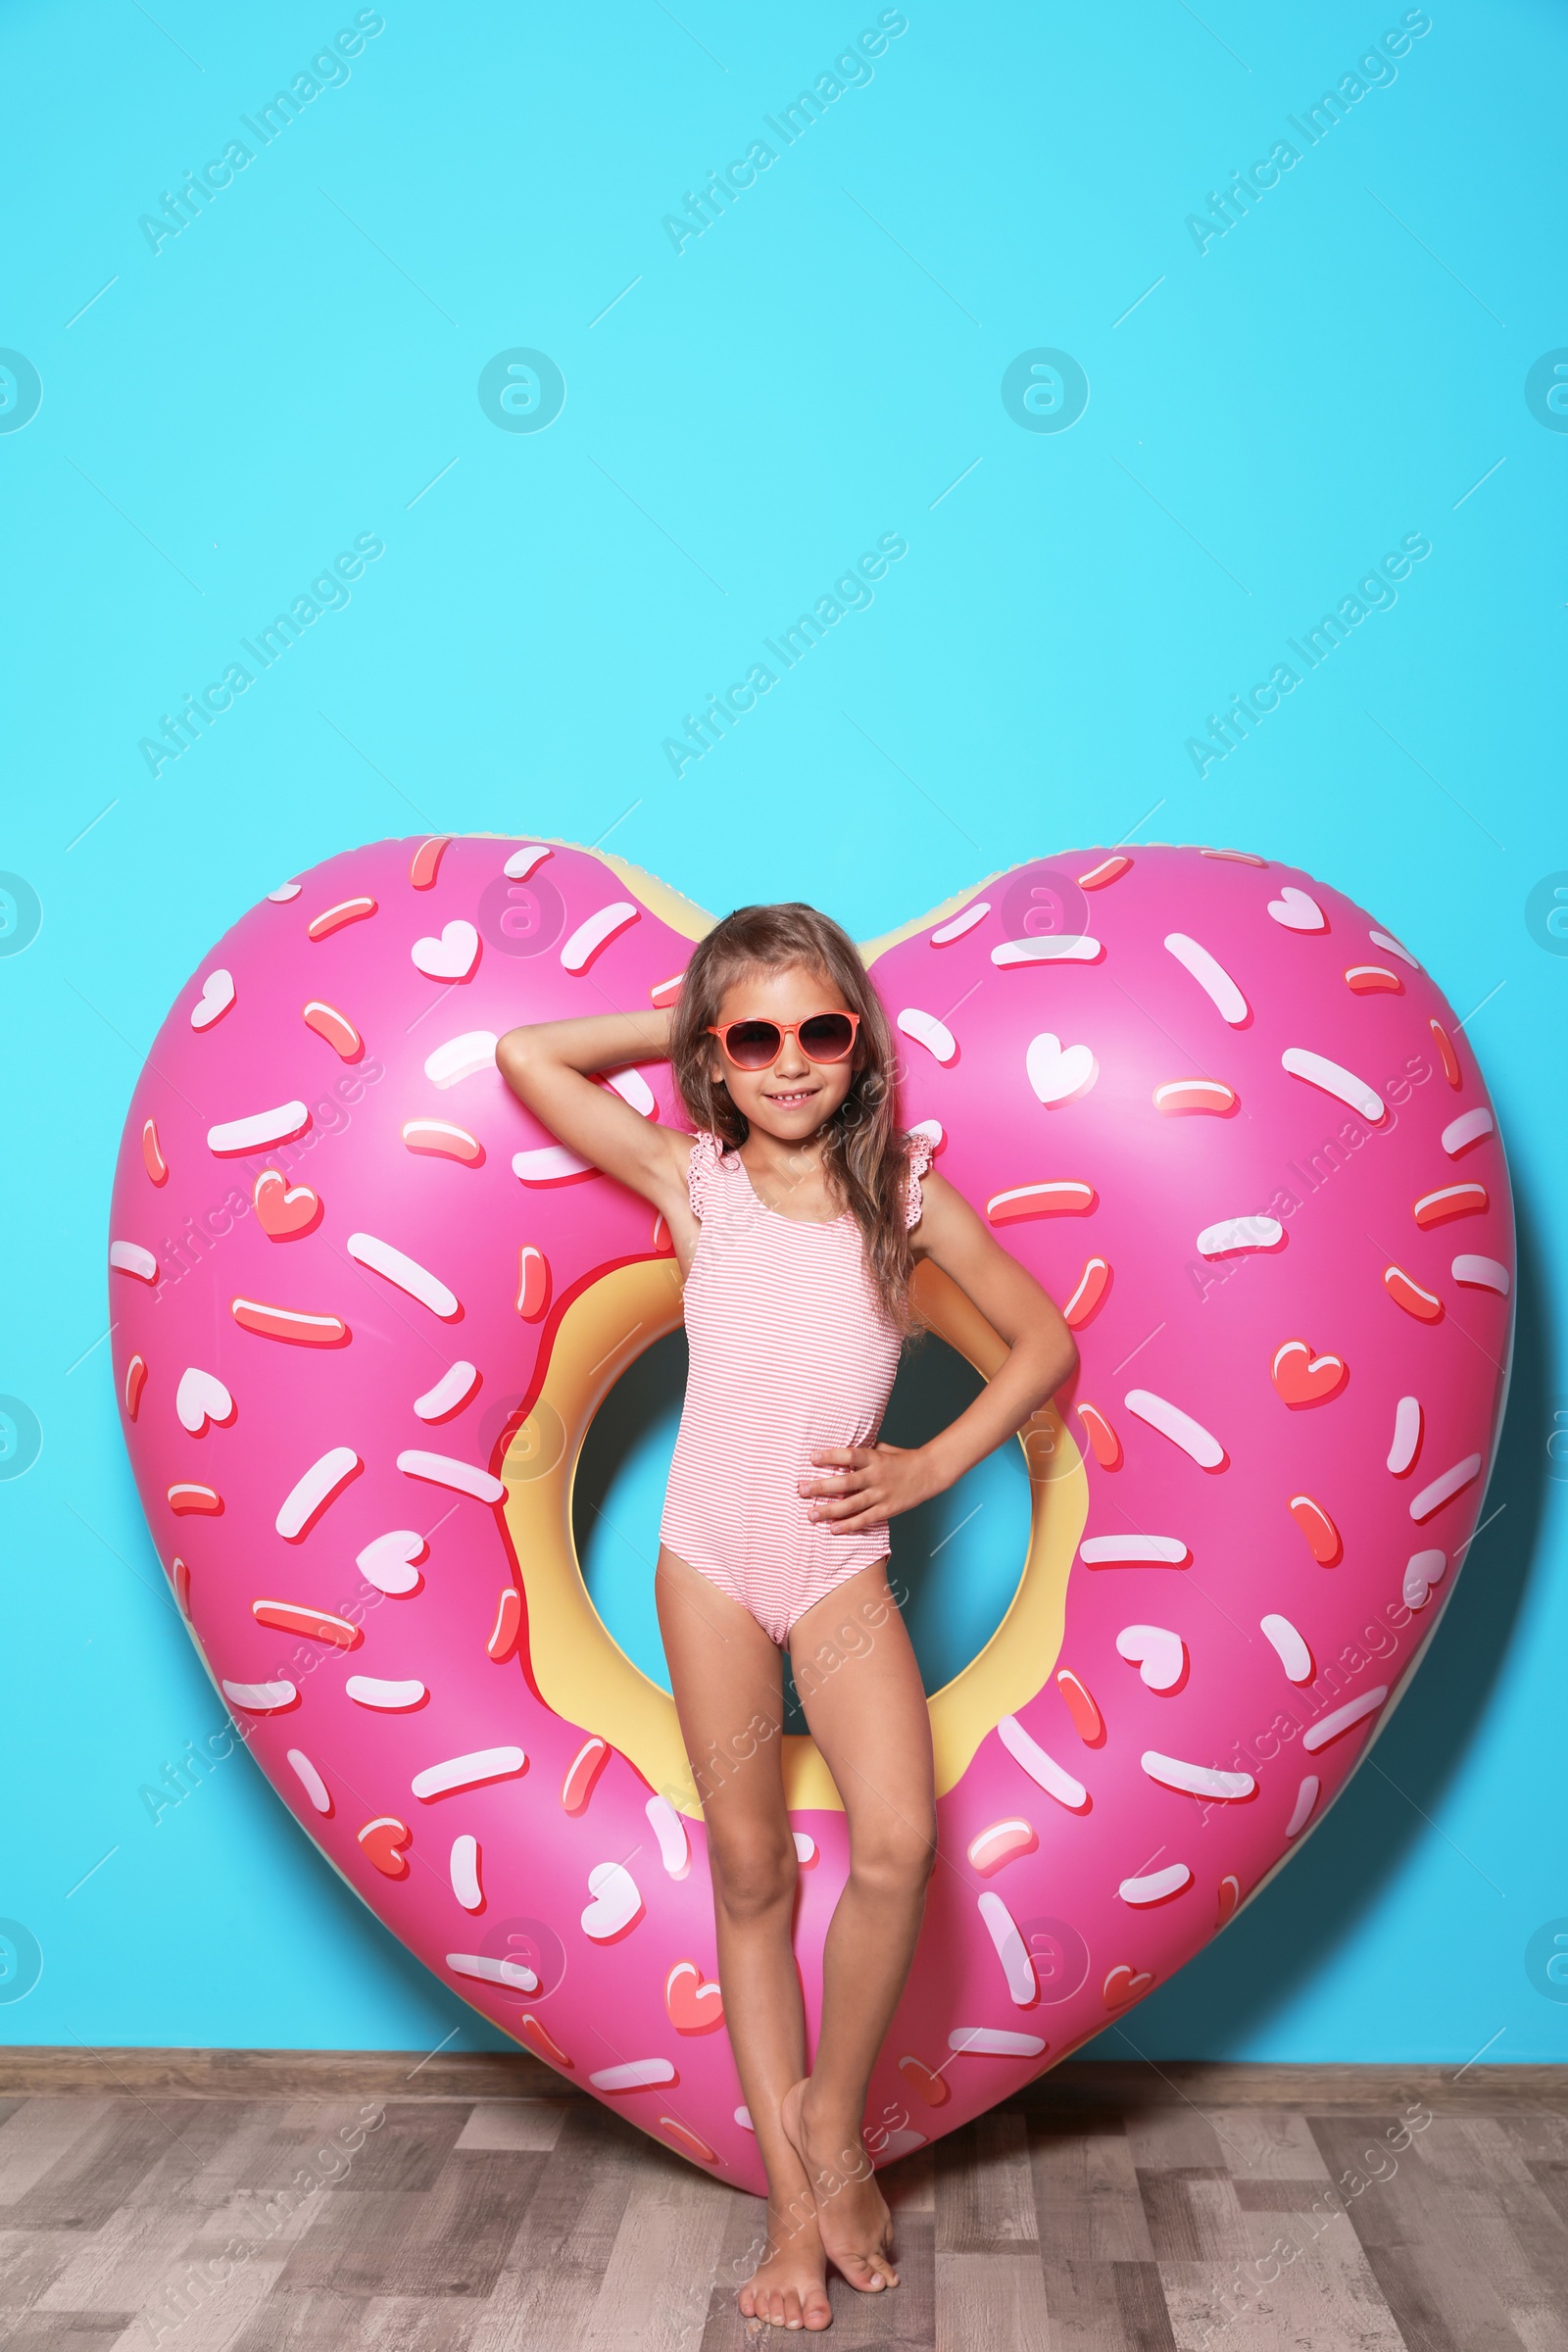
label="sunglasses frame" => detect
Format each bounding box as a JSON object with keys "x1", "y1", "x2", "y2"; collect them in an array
[{"x1": 706, "y1": 1009, "x2": 862, "y2": 1070}]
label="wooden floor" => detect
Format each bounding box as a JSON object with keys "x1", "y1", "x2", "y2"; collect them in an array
[{"x1": 1, "y1": 2055, "x2": 1565, "y2": 2349}]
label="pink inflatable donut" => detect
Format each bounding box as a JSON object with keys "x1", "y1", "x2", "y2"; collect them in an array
[{"x1": 110, "y1": 837, "x2": 1513, "y2": 2189}]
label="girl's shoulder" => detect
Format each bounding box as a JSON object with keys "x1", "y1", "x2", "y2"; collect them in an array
[{"x1": 902, "y1": 1128, "x2": 937, "y2": 1230}]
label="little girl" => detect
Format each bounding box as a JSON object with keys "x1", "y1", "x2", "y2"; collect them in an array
[{"x1": 498, "y1": 900, "x2": 1077, "y2": 2332}]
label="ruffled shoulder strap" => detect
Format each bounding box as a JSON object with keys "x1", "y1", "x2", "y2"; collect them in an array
[
  {"x1": 686, "y1": 1128, "x2": 729, "y2": 1220},
  {"x1": 904, "y1": 1130, "x2": 937, "y2": 1230}
]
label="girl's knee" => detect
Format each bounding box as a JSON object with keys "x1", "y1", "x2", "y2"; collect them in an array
[
  {"x1": 853, "y1": 1812, "x2": 938, "y2": 1895},
  {"x1": 709, "y1": 1828, "x2": 799, "y2": 1922}
]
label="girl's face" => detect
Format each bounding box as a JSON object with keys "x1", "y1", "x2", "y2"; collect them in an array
[{"x1": 706, "y1": 962, "x2": 863, "y2": 1144}]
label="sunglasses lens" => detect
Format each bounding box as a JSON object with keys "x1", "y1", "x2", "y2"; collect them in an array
[
  {"x1": 725, "y1": 1019, "x2": 784, "y2": 1068},
  {"x1": 800, "y1": 1013, "x2": 856, "y2": 1061}
]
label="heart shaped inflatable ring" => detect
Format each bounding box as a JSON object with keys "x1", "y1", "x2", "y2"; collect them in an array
[{"x1": 110, "y1": 837, "x2": 1513, "y2": 2190}]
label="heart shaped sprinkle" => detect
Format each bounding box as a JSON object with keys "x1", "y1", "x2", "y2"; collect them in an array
[
  {"x1": 412, "y1": 919, "x2": 480, "y2": 982},
  {"x1": 1271, "y1": 1339, "x2": 1348, "y2": 1408}
]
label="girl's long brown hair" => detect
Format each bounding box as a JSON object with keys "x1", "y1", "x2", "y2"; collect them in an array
[{"x1": 669, "y1": 902, "x2": 929, "y2": 1340}]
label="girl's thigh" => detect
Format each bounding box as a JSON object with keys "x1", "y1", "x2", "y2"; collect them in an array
[
  {"x1": 655, "y1": 1544, "x2": 791, "y2": 1844},
  {"x1": 787, "y1": 1563, "x2": 936, "y2": 1852}
]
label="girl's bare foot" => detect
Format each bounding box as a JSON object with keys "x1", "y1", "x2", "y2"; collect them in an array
[
  {"x1": 779, "y1": 2079, "x2": 899, "y2": 2295},
  {"x1": 736, "y1": 2196, "x2": 833, "y2": 2330}
]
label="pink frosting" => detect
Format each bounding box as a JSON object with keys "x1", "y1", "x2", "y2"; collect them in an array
[{"x1": 109, "y1": 838, "x2": 1513, "y2": 2193}]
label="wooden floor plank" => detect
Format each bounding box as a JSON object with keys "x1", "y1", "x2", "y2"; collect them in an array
[
  {"x1": 2, "y1": 2314, "x2": 135, "y2": 2351},
  {"x1": 464, "y1": 2103, "x2": 645, "y2": 2352},
  {"x1": 0, "y1": 2110, "x2": 117, "y2": 2215},
  {"x1": 1200, "y1": 2106, "x2": 1333, "y2": 2183},
  {"x1": 452, "y1": 2102, "x2": 570, "y2": 2154},
  {"x1": 6, "y1": 2107, "x2": 215, "y2": 2235},
  {"x1": 1041, "y1": 2259, "x2": 1178, "y2": 2352},
  {"x1": 576, "y1": 2139, "x2": 733, "y2": 2352},
  {"x1": 0, "y1": 2080, "x2": 1556, "y2": 2349},
  {"x1": 936, "y1": 2110, "x2": 1039, "y2": 2253},
  {"x1": 1027, "y1": 2117, "x2": 1153, "y2": 2264},
  {"x1": 936, "y1": 2249, "x2": 1049, "y2": 2352}
]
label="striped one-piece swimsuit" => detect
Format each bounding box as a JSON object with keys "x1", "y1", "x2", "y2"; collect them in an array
[{"x1": 659, "y1": 1127, "x2": 935, "y2": 1645}]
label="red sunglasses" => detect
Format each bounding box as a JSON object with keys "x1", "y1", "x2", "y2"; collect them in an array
[{"x1": 706, "y1": 1010, "x2": 861, "y2": 1071}]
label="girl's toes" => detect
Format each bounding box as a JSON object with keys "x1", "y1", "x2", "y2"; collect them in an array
[{"x1": 783, "y1": 2287, "x2": 804, "y2": 2327}]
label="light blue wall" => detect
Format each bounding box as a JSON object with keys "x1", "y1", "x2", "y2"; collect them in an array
[{"x1": 2, "y1": 0, "x2": 1563, "y2": 2063}]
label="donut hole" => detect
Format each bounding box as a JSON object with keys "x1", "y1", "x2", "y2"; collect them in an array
[
  {"x1": 571, "y1": 1327, "x2": 688, "y2": 1701},
  {"x1": 572, "y1": 1329, "x2": 1032, "y2": 1738}
]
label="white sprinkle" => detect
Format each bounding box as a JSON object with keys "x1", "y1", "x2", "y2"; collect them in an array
[
  {"x1": 1141, "y1": 1753, "x2": 1255, "y2": 1801},
  {"x1": 1114, "y1": 1626, "x2": 1186, "y2": 1692},
  {"x1": 1125, "y1": 1389, "x2": 1226, "y2": 1469},
  {"x1": 898, "y1": 1005, "x2": 957, "y2": 1063},
  {"x1": 347, "y1": 1232, "x2": 460, "y2": 1318},
  {"x1": 397, "y1": 1449, "x2": 507, "y2": 1505},
  {"x1": 977, "y1": 1890, "x2": 1037, "y2": 2006},
  {"x1": 1025, "y1": 1032, "x2": 1099, "y2": 1107},
  {"x1": 1452, "y1": 1254, "x2": 1509, "y2": 1296},
  {"x1": 562, "y1": 901, "x2": 638, "y2": 973},
  {"x1": 207, "y1": 1101, "x2": 310, "y2": 1154},
  {"x1": 503, "y1": 844, "x2": 552, "y2": 880},
  {"x1": 1388, "y1": 1396, "x2": 1422, "y2": 1475},
  {"x1": 1403, "y1": 1548, "x2": 1447, "y2": 1608},
  {"x1": 1259, "y1": 1612, "x2": 1313, "y2": 1684},
  {"x1": 268, "y1": 880, "x2": 302, "y2": 902},
  {"x1": 275, "y1": 1446, "x2": 361, "y2": 1540},
  {"x1": 285, "y1": 1748, "x2": 331, "y2": 1813},
  {"x1": 412, "y1": 1746, "x2": 526, "y2": 1800},
  {"x1": 992, "y1": 934, "x2": 1102, "y2": 965},
  {"x1": 175, "y1": 1366, "x2": 233, "y2": 1435},
  {"x1": 947, "y1": 2027, "x2": 1047, "y2": 2058},
  {"x1": 589, "y1": 2058, "x2": 675, "y2": 2091},
  {"x1": 423, "y1": 1031, "x2": 499, "y2": 1089},
  {"x1": 414, "y1": 1361, "x2": 479, "y2": 1422},
  {"x1": 646, "y1": 1793, "x2": 690, "y2": 1878},
  {"x1": 513, "y1": 1144, "x2": 593, "y2": 1182},
  {"x1": 1197, "y1": 1215, "x2": 1282, "y2": 1257},
  {"x1": 1302, "y1": 1687, "x2": 1387, "y2": 1752},
  {"x1": 793, "y1": 1832, "x2": 816, "y2": 1863},
  {"x1": 190, "y1": 968, "x2": 235, "y2": 1030},
  {"x1": 996, "y1": 1715, "x2": 1087, "y2": 1810},
  {"x1": 1285, "y1": 1777, "x2": 1320, "y2": 1838},
  {"x1": 346, "y1": 1676, "x2": 426, "y2": 1710},
  {"x1": 1079, "y1": 1535, "x2": 1189, "y2": 1566},
  {"x1": 450, "y1": 1836, "x2": 483, "y2": 1912},
  {"x1": 1410, "y1": 1453, "x2": 1482, "y2": 1523},
  {"x1": 1164, "y1": 932, "x2": 1249, "y2": 1024},
  {"x1": 931, "y1": 900, "x2": 989, "y2": 943},
  {"x1": 1267, "y1": 886, "x2": 1325, "y2": 932},
  {"x1": 605, "y1": 1066, "x2": 657, "y2": 1116},
  {"x1": 356, "y1": 1530, "x2": 425, "y2": 1594},
  {"x1": 1281, "y1": 1048, "x2": 1387, "y2": 1125},
  {"x1": 110, "y1": 1240, "x2": 159, "y2": 1282},
  {"x1": 1369, "y1": 927, "x2": 1420, "y2": 969},
  {"x1": 447, "y1": 1951, "x2": 538, "y2": 1992},
  {"x1": 735, "y1": 2105, "x2": 756, "y2": 2131},
  {"x1": 1119, "y1": 1863, "x2": 1192, "y2": 1905},
  {"x1": 1442, "y1": 1107, "x2": 1494, "y2": 1156},
  {"x1": 222, "y1": 1680, "x2": 297, "y2": 1712}
]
